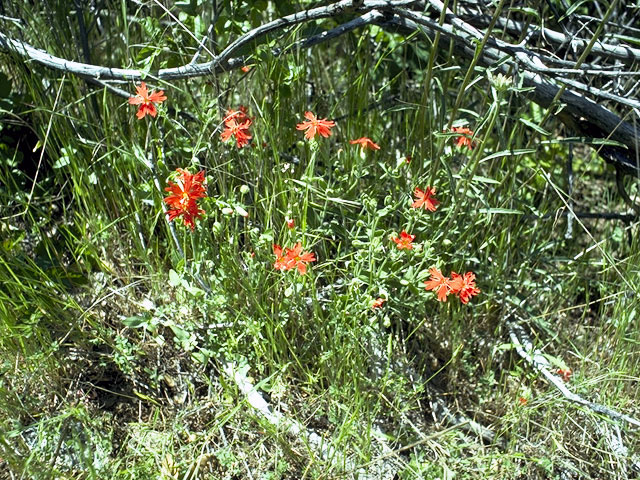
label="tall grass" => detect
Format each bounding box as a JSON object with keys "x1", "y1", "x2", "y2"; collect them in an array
[{"x1": 1, "y1": 1, "x2": 639, "y2": 478}]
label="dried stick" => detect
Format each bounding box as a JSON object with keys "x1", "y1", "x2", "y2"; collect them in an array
[
  {"x1": 0, "y1": 1, "x2": 415, "y2": 81},
  {"x1": 507, "y1": 315, "x2": 640, "y2": 428},
  {"x1": 223, "y1": 362, "x2": 398, "y2": 479},
  {"x1": 2, "y1": 0, "x2": 639, "y2": 175}
]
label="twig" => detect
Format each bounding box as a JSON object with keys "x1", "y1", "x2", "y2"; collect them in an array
[
  {"x1": 507, "y1": 314, "x2": 640, "y2": 428},
  {"x1": 222, "y1": 362, "x2": 398, "y2": 479},
  {"x1": 480, "y1": 15, "x2": 640, "y2": 65},
  {"x1": 0, "y1": 1, "x2": 415, "y2": 82},
  {"x1": 523, "y1": 210, "x2": 636, "y2": 222},
  {"x1": 189, "y1": 24, "x2": 214, "y2": 65},
  {"x1": 565, "y1": 144, "x2": 574, "y2": 239},
  {"x1": 381, "y1": 10, "x2": 640, "y2": 176}
]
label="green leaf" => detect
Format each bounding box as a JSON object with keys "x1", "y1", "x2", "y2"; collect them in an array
[
  {"x1": 122, "y1": 316, "x2": 148, "y2": 328},
  {"x1": 519, "y1": 118, "x2": 551, "y2": 136},
  {"x1": 562, "y1": 0, "x2": 590, "y2": 19},
  {"x1": 168, "y1": 269, "x2": 182, "y2": 287},
  {"x1": 540, "y1": 137, "x2": 626, "y2": 147},
  {"x1": 169, "y1": 324, "x2": 190, "y2": 342},
  {"x1": 52, "y1": 156, "x2": 70, "y2": 169},
  {"x1": 480, "y1": 149, "x2": 537, "y2": 163},
  {"x1": 185, "y1": 284, "x2": 205, "y2": 298},
  {"x1": 478, "y1": 208, "x2": 523, "y2": 215},
  {"x1": 509, "y1": 7, "x2": 540, "y2": 20},
  {"x1": 472, "y1": 175, "x2": 500, "y2": 184}
]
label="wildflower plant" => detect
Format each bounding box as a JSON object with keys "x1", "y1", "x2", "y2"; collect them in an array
[
  {"x1": 12, "y1": 4, "x2": 636, "y2": 477},
  {"x1": 296, "y1": 111, "x2": 335, "y2": 140}
]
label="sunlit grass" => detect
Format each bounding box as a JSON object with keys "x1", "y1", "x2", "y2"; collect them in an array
[{"x1": 1, "y1": 1, "x2": 639, "y2": 479}]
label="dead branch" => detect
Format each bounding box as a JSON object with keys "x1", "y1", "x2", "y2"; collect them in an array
[
  {"x1": 1, "y1": 0, "x2": 639, "y2": 176},
  {"x1": 507, "y1": 313, "x2": 640, "y2": 428}
]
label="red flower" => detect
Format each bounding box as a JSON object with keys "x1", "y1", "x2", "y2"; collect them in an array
[
  {"x1": 284, "y1": 242, "x2": 316, "y2": 275},
  {"x1": 405, "y1": 155, "x2": 412, "y2": 164},
  {"x1": 223, "y1": 106, "x2": 250, "y2": 124},
  {"x1": 448, "y1": 271, "x2": 480, "y2": 304},
  {"x1": 451, "y1": 126, "x2": 475, "y2": 149},
  {"x1": 273, "y1": 242, "x2": 316, "y2": 275},
  {"x1": 518, "y1": 397, "x2": 528, "y2": 406},
  {"x1": 296, "y1": 111, "x2": 335, "y2": 140},
  {"x1": 392, "y1": 231, "x2": 415, "y2": 250},
  {"x1": 424, "y1": 267, "x2": 450, "y2": 302},
  {"x1": 128, "y1": 82, "x2": 167, "y2": 119},
  {"x1": 349, "y1": 137, "x2": 380, "y2": 151},
  {"x1": 425, "y1": 269, "x2": 480, "y2": 304},
  {"x1": 411, "y1": 187, "x2": 439, "y2": 212},
  {"x1": 286, "y1": 217, "x2": 295, "y2": 229},
  {"x1": 371, "y1": 297, "x2": 386, "y2": 309},
  {"x1": 221, "y1": 118, "x2": 252, "y2": 148},
  {"x1": 164, "y1": 169, "x2": 207, "y2": 230},
  {"x1": 273, "y1": 244, "x2": 288, "y2": 271},
  {"x1": 241, "y1": 65, "x2": 251, "y2": 73},
  {"x1": 556, "y1": 368, "x2": 572, "y2": 382}
]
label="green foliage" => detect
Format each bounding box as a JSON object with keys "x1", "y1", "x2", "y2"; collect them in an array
[{"x1": 1, "y1": 1, "x2": 639, "y2": 479}]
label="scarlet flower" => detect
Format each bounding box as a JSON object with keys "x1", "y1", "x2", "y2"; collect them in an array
[
  {"x1": 349, "y1": 137, "x2": 380, "y2": 151},
  {"x1": 448, "y1": 271, "x2": 480, "y2": 304},
  {"x1": 392, "y1": 231, "x2": 415, "y2": 250},
  {"x1": 164, "y1": 169, "x2": 207, "y2": 230},
  {"x1": 286, "y1": 217, "x2": 295, "y2": 229},
  {"x1": 128, "y1": 82, "x2": 167, "y2": 119},
  {"x1": 518, "y1": 397, "x2": 528, "y2": 406},
  {"x1": 284, "y1": 242, "x2": 316, "y2": 275},
  {"x1": 223, "y1": 106, "x2": 250, "y2": 124},
  {"x1": 371, "y1": 298, "x2": 386, "y2": 309},
  {"x1": 405, "y1": 155, "x2": 412, "y2": 164},
  {"x1": 451, "y1": 126, "x2": 475, "y2": 149},
  {"x1": 556, "y1": 368, "x2": 572, "y2": 382},
  {"x1": 411, "y1": 187, "x2": 439, "y2": 212},
  {"x1": 424, "y1": 267, "x2": 450, "y2": 302},
  {"x1": 273, "y1": 244, "x2": 288, "y2": 271},
  {"x1": 221, "y1": 118, "x2": 252, "y2": 148},
  {"x1": 273, "y1": 242, "x2": 316, "y2": 275},
  {"x1": 241, "y1": 65, "x2": 251, "y2": 73},
  {"x1": 296, "y1": 111, "x2": 335, "y2": 140}
]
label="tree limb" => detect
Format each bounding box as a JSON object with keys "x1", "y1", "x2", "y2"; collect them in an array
[
  {"x1": 507, "y1": 314, "x2": 640, "y2": 428},
  {"x1": 1, "y1": 0, "x2": 638, "y2": 176},
  {"x1": 384, "y1": 7, "x2": 640, "y2": 176}
]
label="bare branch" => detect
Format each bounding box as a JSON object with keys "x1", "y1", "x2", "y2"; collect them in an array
[
  {"x1": 1, "y1": 0, "x2": 638, "y2": 176},
  {"x1": 507, "y1": 315, "x2": 640, "y2": 428},
  {"x1": 471, "y1": 14, "x2": 640, "y2": 65},
  {"x1": 383, "y1": 8, "x2": 640, "y2": 176},
  {"x1": 0, "y1": 0, "x2": 414, "y2": 82}
]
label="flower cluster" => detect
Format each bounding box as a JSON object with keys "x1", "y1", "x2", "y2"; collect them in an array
[
  {"x1": 349, "y1": 137, "x2": 380, "y2": 151},
  {"x1": 424, "y1": 268, "x2": 480, "y2": 304},
  {"x1": 163, "y1": 169, "x2": 207, "y2": 230},
  {"x1": 371, "y1": 298, "x2": 386, "y2": 309},
  {"x1": 221, "y1": 106, "x2": 253, "y2": 148},
  {"x1": 556, "y1": 368, "x2": 572, "y2": 382},
  {"x1": 273, "y1": 243, "x2": 316, "y2": 275},
  {"x1": 128, "y1": 82, "x2": 167, "y2": 119},
  {"x1": 132, "y1": 86, "x2": 479, "y2": 303}
]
